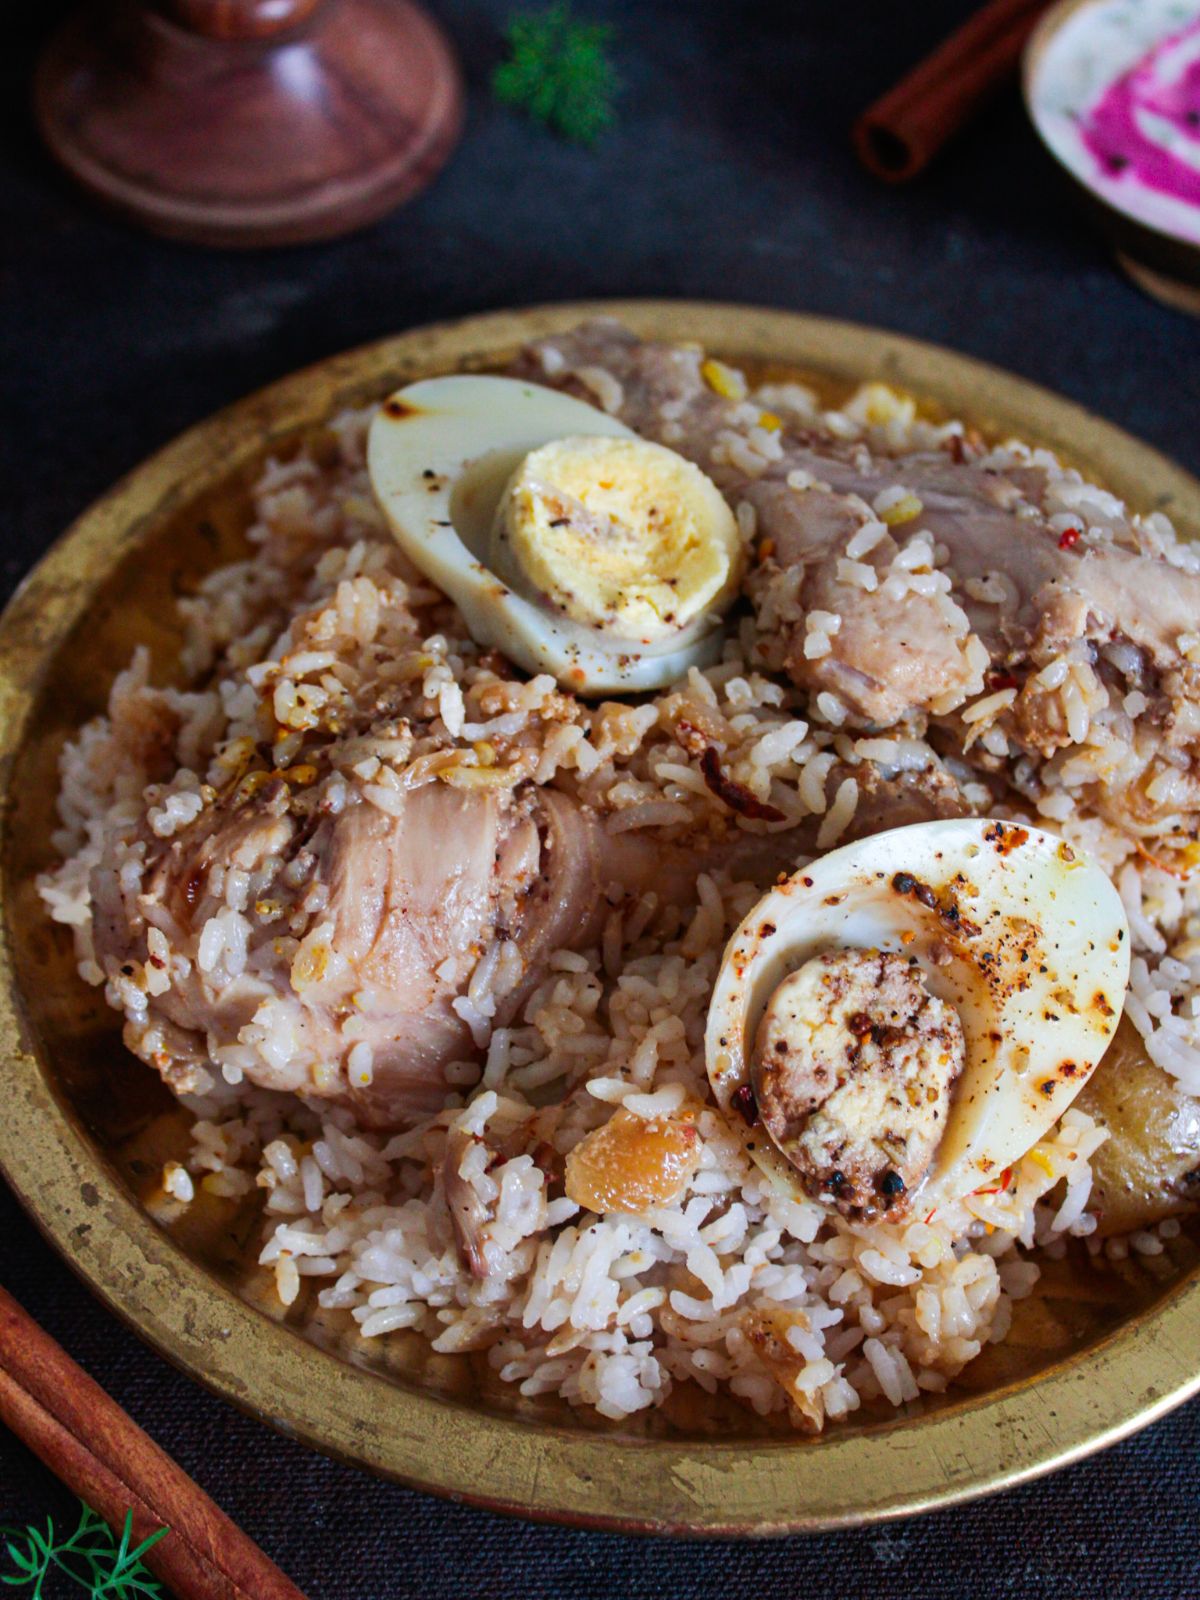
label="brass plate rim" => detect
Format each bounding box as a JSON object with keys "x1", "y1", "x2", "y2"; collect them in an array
[{"x1": 2, "y1": 299, "x2": 1200, "y2": 1535}]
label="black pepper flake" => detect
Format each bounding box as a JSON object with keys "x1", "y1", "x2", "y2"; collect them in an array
[
  {"x1": 879, "y1": 1170, "x2": 906, "y2": 1199},
  {"x1": 891, "y1": 871, "x2": 938, "y2": 910}
]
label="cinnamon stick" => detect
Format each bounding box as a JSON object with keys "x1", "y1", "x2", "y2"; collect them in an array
[
  {"x1": 0, "y1": 1285, "x2": 308, "y2": 1600},
  {"x1": 854, "y1": 0, "x2": 1054, "y2": 183}
]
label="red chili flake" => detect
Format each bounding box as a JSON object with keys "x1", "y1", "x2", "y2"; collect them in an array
[
  {"x1": 1058, "y1": 527, "x2": 1083, "y2": 549},
  {"x1": 984, "y1": 822, "x2": 1029, "y2": 857},
  {"x1": 731, "y1": 1083, "x2": 758, "y2": 1126},
  {"x1": 923, "y1": 1208, "x2": 937, "y2": 1225},
  {"x1": 986, "y1": 671, "x2": 1019, "y2": 692},
  {"x1": 976, "y1": 1167, "x2": 1014, "y2": 1199}
]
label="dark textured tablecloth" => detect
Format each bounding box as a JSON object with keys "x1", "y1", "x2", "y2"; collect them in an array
[{"x1": 4, "y1": 2, "x2": 1200, "y2": 1595}]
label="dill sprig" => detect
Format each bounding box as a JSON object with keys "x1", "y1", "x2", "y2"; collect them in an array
[
  {"x1": 1, "y1": 1502, "x2": 167, "y2": 1599},
  {"x1": 493, "y1": 4, "x2": 618, "y2": 145}
]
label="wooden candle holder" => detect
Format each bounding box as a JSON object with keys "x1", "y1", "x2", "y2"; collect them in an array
[{"x1": 34, "y1": 0, "x2": 464, "y2": 248}]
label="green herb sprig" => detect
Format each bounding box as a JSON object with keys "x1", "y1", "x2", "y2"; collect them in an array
[
  {"x1": 1, "y1": 1502, "x2": 166, "y2": 1599},
  {"x1": 493, "y1": 4, "x2": 618, "y2": 145}
]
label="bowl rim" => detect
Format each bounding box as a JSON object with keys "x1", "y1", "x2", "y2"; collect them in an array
[
  {"x1": 2, "y1": 298, "x2": 1200, "y2": 1536},
  {"x1": 1022, "y1": 0, "x2": 1200, "y2": 280}
]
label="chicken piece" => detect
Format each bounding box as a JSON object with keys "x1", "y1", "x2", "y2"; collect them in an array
[
  {"x1": 90, "y1": 774, "x2": 696, "y2": 1128},
  {"x1": 93, "y1": 779, "x2": 530, "y2": 1123},
  {"x1": 745, "y1": 475, "x2": 987, "y2": 727},
  {"x1": 753, "y1": 948, "x2": 964, "y2": 1220},
  {"x1": 516, "y1": 323, "x2": 1200, "y2": 839}
]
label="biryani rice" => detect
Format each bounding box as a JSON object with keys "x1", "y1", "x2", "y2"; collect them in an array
[{"x1": 38, "y1": 374, "x2": 1200, "y2": 1433}]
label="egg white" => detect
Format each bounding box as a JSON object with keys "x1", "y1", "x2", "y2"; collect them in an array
[
  {"x1": 368, "y1": 375, "x2": 740, "y2": 694},
  {"x1": 705, "y1": 818, "x2": 1131, "y2": 1211}
]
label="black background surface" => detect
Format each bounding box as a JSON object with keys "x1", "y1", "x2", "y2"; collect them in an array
[{"x1": 3, "y1": 3, "x2": 1200, "y2": 1595}]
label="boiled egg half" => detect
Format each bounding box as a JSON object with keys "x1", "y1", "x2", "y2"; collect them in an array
[
  {"x1": 705, "y1": 818, "x2": 1130, "y2": 1219},
  {"x1": 367, "y1": 376, "x2": 744, "y2": 693}
]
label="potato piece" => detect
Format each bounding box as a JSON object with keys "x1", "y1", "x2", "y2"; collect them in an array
[
  {"x1": 1075, "y1": 1016, "x2": 1200, "y2": 1237},
  {"x1": 565, "y1": 1105, "x2": 700, "y2": 1216}
]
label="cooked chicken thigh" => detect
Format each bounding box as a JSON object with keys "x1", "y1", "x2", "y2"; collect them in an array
[{"x1": 91, "y1": 774, "x2": 702, "y2": 1127}]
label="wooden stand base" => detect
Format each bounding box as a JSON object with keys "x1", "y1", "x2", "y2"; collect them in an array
[{"x1": 34, "y1": 0, "x2": 464, "y2": 249}]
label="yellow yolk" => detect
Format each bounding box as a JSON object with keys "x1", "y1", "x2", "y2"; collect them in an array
[{"x1": 495, "y1": 435, "x2": 743, "y2": 643}]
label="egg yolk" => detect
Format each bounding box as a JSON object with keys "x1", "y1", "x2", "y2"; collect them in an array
[
  {"x1": 754, "y1": 948, "x2": 964, "y2": 1220},
  {"x1": 494, "y1": 435, "x2": 743, "y2": 643}
]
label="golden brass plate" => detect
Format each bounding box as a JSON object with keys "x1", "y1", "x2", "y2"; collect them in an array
[{"x1": 2, "y1": 301, "x2": 1199, "y2": 1534}]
